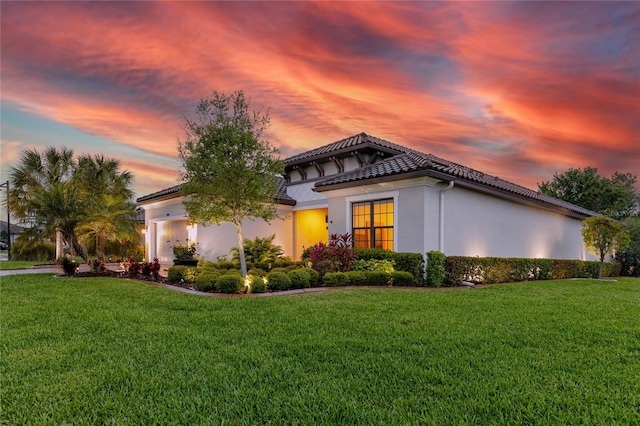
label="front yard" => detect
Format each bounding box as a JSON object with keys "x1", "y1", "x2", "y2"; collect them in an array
[{"x1": 1, "y1": 275, "x2": 638, "y2": 424}]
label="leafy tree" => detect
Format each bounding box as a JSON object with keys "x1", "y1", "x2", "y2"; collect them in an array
[
  {"x1": 8, "y1": 147, "x2": 137, "y2": 261},
  {"x1": 581, "y1": 215, "x2": 630, "y2": 278},
  {"x1": 539, "y1": 167, "x2": 639, "y2": 220},
  {"x1": 615, "y1": 216, "x2": 640, "y2": 277},
  {"x1": 178, "y1": 91, "x2": 284, "y2": 277}
]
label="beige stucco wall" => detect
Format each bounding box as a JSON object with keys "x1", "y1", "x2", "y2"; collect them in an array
[
  {"x1": 322, "y1": 178, "x2": 594, "y2": 260},
  {"x1": 440, "y1": 184, "x2": 592, "y2": 260},
  {"x1": 140, "y1": 197, "x2": 294, "y2": 263}
]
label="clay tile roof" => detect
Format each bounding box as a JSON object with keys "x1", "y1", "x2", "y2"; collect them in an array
[
  {"x1": 313, "y1": 138, "x2": 596, "y2": 217},
  {"x1": 285, "y1": 132, "x2": 408, "y2": 165},
  {"x1": 136, "y1": 177, "x2": 295, "y2": 206}
]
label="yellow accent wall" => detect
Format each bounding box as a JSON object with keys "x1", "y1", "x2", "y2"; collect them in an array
[{"x1": 294, "y1": 208, "x2": 328, "y2": 260}]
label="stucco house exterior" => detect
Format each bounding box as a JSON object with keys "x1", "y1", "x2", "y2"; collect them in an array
[{"x1": 136, "y1": 133, "x2": 597, "y2": 264}]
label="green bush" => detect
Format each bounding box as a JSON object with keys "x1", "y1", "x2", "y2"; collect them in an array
[
  {"x1": 247, "y1": 268, "x2": 267, "y2": 277},
  {"x1": 288, "y1": 269, "x2": 310, "y2": 289},
  {"x1": 446, "y1": 256, "x2": 621, "y2": 285},
  {"x1": 304, "y1": 268, "x2": 320, "y2": 287},
  {"x1": 354, "y1": 248, "x2": 424, "y2": 285},
  {"x1": 195, "y1": 273, "x2": 219, "y2": 292},
  {"x1": 168, "y1": 266, "x2": 190, "y2": 283},
  {"x1": 352, "y1": 258, "x2": 395, "y2": 273},
  {"x1": 323, "y1": 272, "x2": 348, "y2": 287},
  {"x1": 216, "y1": 275, "x2": 244, "y2": 294},
  {"x1": 250, "y1": 276, "x2": 267, "y2": 293},
  {"x1": 267, "y1": 271, "x2": 292, "y2": 291},
  {"x1": 10, "y1": 238, "x2": 55, "y2": 261},
  {"x1": 344, "y1": 271, "x2": 368, "y2": 286},
  {"x1": 392, "y1": 271, "x2": 417, "y2": 286},
  {"x1": 368, "y1": 271, "x2": 392, "y2": 286},
  {"x1": 426, "y1": 251, "x2": 446, "y2": 287}
]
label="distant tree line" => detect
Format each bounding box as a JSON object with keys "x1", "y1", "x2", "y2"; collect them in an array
[{"x1": 539, "y1": 167, "x2": 639, "y2": 276}]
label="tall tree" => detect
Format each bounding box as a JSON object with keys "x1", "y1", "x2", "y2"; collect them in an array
[
  {"x1": 9, "y1": 147, "x2": 85, "y2": 259},
  {"x1": 8, "y1": 147, "x2": 137, "y2": 261},
  {"x1": 581, "y1": 215, "x2": 630, "y2": 278},
  {"x1": 178, "y1": 91, "x2": 284, "y2": 276},
  {"x1": 539, "y1": 167, "x2": 639, "y2": 220}
]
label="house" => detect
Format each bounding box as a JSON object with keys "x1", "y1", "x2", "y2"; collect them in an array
[{"x1": 136, "y1": 133, "x2": 597, "y2": 264}]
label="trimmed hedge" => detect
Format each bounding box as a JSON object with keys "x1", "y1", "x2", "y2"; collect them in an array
[
  {"x1": 354, "y1": 248, "x2": 425, "y2": 285},
  {"x1": 445, "y1": 256, "x2": 621, "y2": 285},
  {"x1": 288, "y1": 269, "x2": 311, "y2": 289},
  {"x1": 216, "y1": 274, "x2": 244, "y2": 294},
  {"x1": 250, "y1": 275, "x2": 267, "y2": 293},
  {"x1": 323, "y1": 272, "x2": 348, "y2": 287},
  {"x1": 167, "y1": 266, "x2": 198, "y2": 284},
  {"x1": 426, "y1": 251, "x2": 446, "y2": 287},
  {"x1": 267, "y1": 271, "x2": 292, "y2": 291},
  {"x1": 391, "y1": 271, "x2": 416, "y2": 287},
  {"x1": 195, "y1": 273, "x2": 219, "y2": 292}
]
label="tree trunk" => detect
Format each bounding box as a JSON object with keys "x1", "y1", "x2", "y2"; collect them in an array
[
  {"x1": 56, "y1": 230, "x2": 64, "y2": 260},
  {"x1": 235, "y1": 222, "x2": 247, "y2": 277},
  {"x1": 599, "y1": 255, "x2": 604, "y2": 279}
]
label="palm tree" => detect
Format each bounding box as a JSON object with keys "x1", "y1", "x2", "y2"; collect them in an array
[
  {"x1": 9, "y1": 148, "x2": 138, "y2": 262},
  {"x1": 9, "y1": 147, "x2": 86, "y2": 260},
  {"x1": 74, "y1": 155, "x2": 138, "y2": 261}
]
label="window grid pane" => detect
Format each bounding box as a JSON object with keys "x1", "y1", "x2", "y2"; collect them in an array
[{"x1": 352, "y1": 198, "x2": 393, "y2": 251}]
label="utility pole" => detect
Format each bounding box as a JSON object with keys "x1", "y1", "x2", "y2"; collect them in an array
[{"x1": 1, "y1": 180, "x2": 10, "y2": 260}]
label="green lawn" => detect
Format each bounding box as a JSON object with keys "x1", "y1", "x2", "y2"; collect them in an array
[
  {"x1": 2, "y1": 275, "x2": 639, "y2": 425},
  {"x1": 0, "y1": 260, "x2": 52, "y2": 270}
]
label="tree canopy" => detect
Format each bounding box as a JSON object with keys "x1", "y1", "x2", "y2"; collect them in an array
[
  {"x1": 538, "y1": 167, "x2": 639, "y2": 219},
  {"x1": 581, "y1": 215, "x2": 630, "y2": 278},
  {"x1": 178, "y1": 91, "x2": 284, "y2": 276},
  {"x1": 8, "y1": 147, "x2": 138, "y2": 261}
]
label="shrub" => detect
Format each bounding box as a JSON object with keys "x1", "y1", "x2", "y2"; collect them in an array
[
  {"x1": 392, "y1": 271, "x2": 417, "y2": 286},
  {"x1": 195, "y1": 273, "x2": 219, "y2": 292},
  {"x1": 344, "y1": 271, "x2": 368, "y2": 286},
  {"x1": 305, "y1": 268, "x2": 320, "y2": 287},
  {"x1": 61, "y1": 257, "x2": 78, "y2": 276},
  {"x1": 368, "y1": 271, "x2": 392, "y2": 286},
  {"x1": 91, "y1": 259, "x2": 107, "y2": 275},
  {"x1": 323, "y1": 272, "x2": 348, "y2": 287},
  {"x1": 309, "y1": 233, "x2": 356, "y2": 277},
  {"x1": 150, "y1": 258, "x2": 161, "y2": 281},
  {"x1": 167, "y1": 265, "x2": 197, "y2": 284},
  {"x1": 426, "y1": 251, "x2": 446, "y2": 287},
  {"x1": 126, "y1": 257, "x2": 141, "y2": 278},
  {"x1": 10, "y1": 237, "x2": 55, "y2": 261},
  {"x1": 231, "y1": 234, "x2": 284, "y2": 263},
  {"x1": 216, "y1": 274, "x2": 244, "y2": 294},
  {"x1": 173, "y1": 243, "x2": 198, "y2": 261},
  {"x1": 250, "y1": 275, "x2": 267, "y2": 293},
  {"x1": 267, "y1": 271, "x2": 292, "y2": 291},
  {"x1": 288, "y1": 269, "x2": 310, "y2": 289},
  {"x1": 352, "y1": 258, "x2": 395, "y2": 273},
  {"x1": 247, "y1": 268, "x2": 267, "y2": 278},
  {"x1": 354, "y1": 248, "x2": 424, "y2": 285}
]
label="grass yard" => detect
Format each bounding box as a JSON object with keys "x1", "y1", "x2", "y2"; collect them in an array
[
  {"x1": 0, "y1": 260, "x2": 52, "y2": 270},
  {"x1": 1, "y1": 275, "x2": 639, "y2": 425}
]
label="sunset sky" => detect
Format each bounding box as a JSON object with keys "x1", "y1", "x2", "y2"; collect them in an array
[{"x1": 1, "y1": 1, "x2": 639, "y2": 202}]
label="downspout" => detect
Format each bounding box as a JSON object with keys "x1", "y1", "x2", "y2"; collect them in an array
[{"x1": 439, "y1": 181, "x2": 455, "y2": 253}]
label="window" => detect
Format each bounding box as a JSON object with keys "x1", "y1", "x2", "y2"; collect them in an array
[{"x1": 352, "y1": 198, "x2": 394, "y2": 250}]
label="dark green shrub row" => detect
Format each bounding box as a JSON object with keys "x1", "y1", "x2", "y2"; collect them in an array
[
  {"x1": 266, "y1": 268, "x2": 318, "y2": 291},
  {"x1": 426, "y1": 251, "x2": 446, "y2": 287},
  {"x1": 354, "y1": 248, "x2": 425, "y2": 285},
  {"x1": 445, "y1": 256, "x2": 622, "y2": 285},
  {"x1": 167, "y1": 266, "x2": 199, "y2": 284},
  {"x1": 199, "y1": 259, "x2": 302, "y2": 273},
  {"x1": 323, "y1": 271, "x2": 416, "y2": 287}
]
